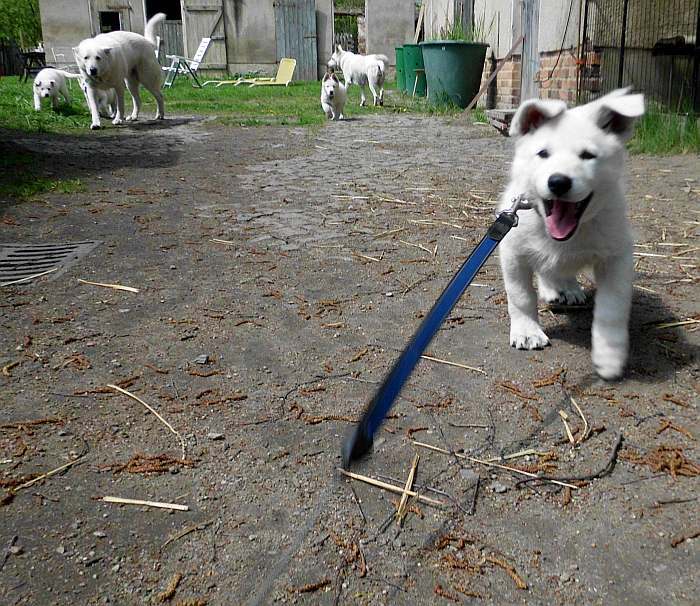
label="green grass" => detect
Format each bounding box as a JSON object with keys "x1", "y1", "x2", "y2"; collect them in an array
[
  {"x1": 628, "y1": 108, "x2": 700, "y2": 155},
  {"x1": 0, "y1": 143, "x2": 85, "y2": 202},
  {"x1": 0, "y1": 75, "x2": 476, "y2": 134}
]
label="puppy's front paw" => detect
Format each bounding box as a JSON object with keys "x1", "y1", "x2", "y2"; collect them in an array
[
  {"x1": 90, "y1": 123, "x2": 101, "y2": 130},
  {"x1": 592, "y1": 348, "x2": 625, "y2": 381},
  {"x1": 125, "y1": 115, "x2": 137, "y2": 122},
  {"x1": 540, "y1": 283, "x2": 587, "y2": 305},
  {"x1": 510, "y1": 323, "x2": 550, "y2": 350},
  {"x1": 112, "y1": 117, "x2": 124, "y2": 125}
]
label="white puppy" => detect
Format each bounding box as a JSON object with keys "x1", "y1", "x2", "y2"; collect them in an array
[
  {"x1": 498, "y1": 88, "x2": 644, "y2": 380},
  {"x1": 320, "y1": 71, "x2": 347, "y2": 120},
  {"x1": 327, "y1": 45, "x2": 387, "y2": 107},
  {"x1": 74, "y1": 12, "x2": 165, "y2": 129},
  {"x1": 33, "y1": 68, "x2": 80, "y2": 111},
  {"x1": 80, "y1": 77, "x2": 116, "y2": 118}
]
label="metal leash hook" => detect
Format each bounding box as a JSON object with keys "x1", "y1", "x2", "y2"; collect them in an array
[{"x1": 341, "y1": 194, "x2": 531, "y2": 467}]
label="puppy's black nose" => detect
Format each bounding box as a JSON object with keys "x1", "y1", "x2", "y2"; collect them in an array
[
  {"x1": 548, "y1": 173, "x2": 572, "y2": 196},
  {"x1": 89, "y1": 67, "x2": 98, "y2": 76}
]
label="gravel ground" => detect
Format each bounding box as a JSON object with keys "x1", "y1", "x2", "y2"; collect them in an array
[{"x1": 0, "y1": 109, "x2": 698, "y2": 606}]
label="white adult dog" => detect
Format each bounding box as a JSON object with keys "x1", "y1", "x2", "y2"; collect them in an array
[
  {"x1": 320, "y1": 70, "x2": 347, "y2": 120},
  {"x1": 74, "y1": 12, "x2": 165, "y2": 129},
  {"x1": 80, "y1": 77, "x2": 116, "y2": 118},
  {"x1": 498, "y1": 88, "x2": 644, "y2": 380},
  {"x1": 33, "y1": 68, "x2": 80, "y2": 111},
  {"x1": 327, "y1": 45, "x2": 387, "y2": 107}
]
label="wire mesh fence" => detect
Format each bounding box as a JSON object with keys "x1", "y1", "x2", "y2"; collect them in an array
[{"x1": 578, "y1": 0, "x2": 700, "y2": 112}]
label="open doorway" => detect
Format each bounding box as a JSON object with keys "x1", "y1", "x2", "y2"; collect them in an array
[
  {"x1": 99, "y1": 11, "x2": 121, "y2": 33},
  {"x1": 144, "y1": 0, "x2": 183, "y2": 60}
]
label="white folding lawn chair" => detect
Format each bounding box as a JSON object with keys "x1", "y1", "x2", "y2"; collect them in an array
[{"x1": 162, "y1": 37, "x2": 211, "y2": 88}]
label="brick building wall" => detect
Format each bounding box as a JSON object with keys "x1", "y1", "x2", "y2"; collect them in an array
[{"x1": 479, "y1": 49, "x2": 593, "y2": 109}]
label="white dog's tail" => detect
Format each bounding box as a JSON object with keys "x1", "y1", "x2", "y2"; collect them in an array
[
  {"x1": 374, "y1": 54, "x2": 390, "y2": 66},
  {"x1": 144, "y1": 12, "x2": 166, "y2": 46},
  {"x1": 58, "y1": 70, "x2": 82, "y2": 80}
]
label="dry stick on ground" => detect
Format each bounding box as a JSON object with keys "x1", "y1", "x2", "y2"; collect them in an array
[
  {"x1": 396, "y1": 454, "x2": 419, "y2": 526},
  {"x1": 485, "y1": 554, "x2": 528, "y2": 590},
  {"x1": 77, "y1": 278, "x2": 140, "y2": 293},
  {"x1": 13, "y1": 454, "x2": 88, "y2": 492},
  {"x1": 421, "y1": 354, "x2": 486, "y2": 375},
  {"x1": 157, "y1": 572, "x2": 182, "y2": 603},
  {"x1": 337, "y1": 468, "x2": 446, "y2": 507},
  {"x1": 108, "y1": 384, "x2": 186, "y2": 461},
  {"x1": 516, "y1": 432, "x2": 625, "y2": 486},
  {"x1": 412, "y1": 440, "x2": 579, "y2": 490},
  {"x1": 102, "y1": 496, "x2": 189, "y2": 511},
  {"x1": 161, "y1": 520, "x2": 215, "y2": 551},
  {"x1": 1, "y1": 267, "x2": 58, "y2": 287},
  {"x1": 569, "y1": 396, "x2": 590, "y2": 443}
]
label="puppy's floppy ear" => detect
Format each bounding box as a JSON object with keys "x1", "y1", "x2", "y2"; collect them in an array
[
  {"x1": 510, "y1": 99, "x2": 567, "y2": 137},
  {"x1": 594, "y1": 88, "x2": 645, "y2": 141},
  {"x1": 322, "y1": 72, "x2": 329, "y2": 82},
  {"x1": 336, "y1": 44, "x2": 343, "y2": 52},
  {"x1": 50, "y1": 80, "x2": 55, "y2": 86},
  {"x1": 331, "y1": 73, "x2": 339, "y2": 83}
]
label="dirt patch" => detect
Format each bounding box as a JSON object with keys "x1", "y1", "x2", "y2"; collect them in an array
[{"x1": 0, "y1": 114, "x2": 698, "y2": 605}]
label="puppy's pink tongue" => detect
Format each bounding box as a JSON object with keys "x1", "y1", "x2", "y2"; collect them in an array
[{"x1": 546, "y1": 200, "x2": 579, "y2": 240}]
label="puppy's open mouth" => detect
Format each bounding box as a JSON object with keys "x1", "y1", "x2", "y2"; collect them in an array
[{"x1": 543, "y1": 193, "x2": 593, "y2": 241}]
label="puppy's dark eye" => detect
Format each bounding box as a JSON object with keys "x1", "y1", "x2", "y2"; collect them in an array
[
  {"x1": 580, "y1": 150, "x2": 597, "y2": 160},
  {"x1": 537, "y1": 149, "x2": 549, "y2": 159},
  {"x1": 96, "y1": 56, "x2": 101, "y2": 61}
]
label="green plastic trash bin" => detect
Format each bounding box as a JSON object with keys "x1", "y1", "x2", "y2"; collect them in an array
[
  {"x1": 419, "y1": 41, "x2": 488, "y2": 107},
  {"x1": 402, "y1": 43, "x2": 426, "y2": 97},
  {"x1": 395, "y1": 46, "x2": 405, "y2": 91}
]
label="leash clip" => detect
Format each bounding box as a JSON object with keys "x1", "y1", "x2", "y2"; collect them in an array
[{"x1": 496, "y1": 194, "x2": 532, "y2": 228}]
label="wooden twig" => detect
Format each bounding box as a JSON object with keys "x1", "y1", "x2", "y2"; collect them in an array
[
  {"x1": 421, "y1": 355, "x2": 486, "y2": 375},
  {"x1": 412, "y1": 440, "x2": 578, "y2": 489},
  {"x1": 161, "y1": 520, "x2": 215, "y2": 550},
  {"x1": 396, "y1": 454, "x2": 419, "y2": 526},
  {"x1": 108, "y1": 384, "x2": 186, "y2": 461},
  {"x1": 13, "y1": 454, "x2": 87, "y2": 491},
  {"x1": 78, "y1": 279, "x2": 139, "y2": 293},
  {"x1": 1, "y1": 267, "x2": 58, "y2": 287},
  {"x1": 559, "y1": 410, "x2": 576, "y2": 445},
  {"x1": 337, "y1": 468, "x2": 445, "y2": 507},
  {"x1": 569, "y1": 396, "x2": 589, "y2": 443},
  {"x1": 102, "y1": 496, "x2": 189, "y2": 511}
]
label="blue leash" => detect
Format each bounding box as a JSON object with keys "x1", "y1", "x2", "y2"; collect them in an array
[{"x1": 342, "y1": 196, "x2": 531, "y2": 467}]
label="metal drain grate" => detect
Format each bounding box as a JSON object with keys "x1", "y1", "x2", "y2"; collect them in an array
[{"x1": 0, "y1": 241, "x2": 102, "y2": 285}]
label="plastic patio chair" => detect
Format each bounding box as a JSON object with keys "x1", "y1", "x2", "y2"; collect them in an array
[
  {"x1": 162, "y1": 38, "x2": 211, "y2": 88},
  {"x1": 205, "y1": 58, "x2": 296, "y2": 88}
]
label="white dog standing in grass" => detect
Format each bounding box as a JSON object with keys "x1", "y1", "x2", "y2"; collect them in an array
[
  {"x1": 498, "y1": 88, "x2": 644, "y2": 380},
  {"x1": 74, "y1": 12, "x2": 165, "y2": 129},
  {"x1": 327, "y1": 45, "x2": 387, "y2": 107},
  {"x1": 320, "y1": 70, "x2": 347, "y2": 120},
  {"x1": 33, "y1": 68, "x2": 80, "y2": 111},
  {"x1": 80, "y1": 78, "x2": 116, "y2": 118}
]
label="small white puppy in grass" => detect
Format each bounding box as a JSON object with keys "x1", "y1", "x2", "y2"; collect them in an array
[
  {"x1": 74, "y1": 12, "x2": 165, "y2": 129},
  {"x1": 33, "y1": 68, "x2": 81, "y2": 111},
  {"x1": 498, "y1": 88, "x2": 644, "y2": 380},
  {"x1": 80, "y1": 77, "x2": 116, "y2": 118},
  {"x1": 320, "y1": 70, "x2": 347, "y2": 120}
]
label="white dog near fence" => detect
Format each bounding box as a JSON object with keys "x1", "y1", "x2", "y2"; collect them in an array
[
  {"x1": 320, "y1": 70, "x2": 347, "y2": 120},
  {"x1": 33, "y1": 68, "x2": 81, "y2": 111},
  {"x1": 74, "y1": 12, "x2": 165, "y2": 129},
  {"x1": 327, "y1": 45, "x2": 387, "y2": 107},
  {"x1": 498, "y1": 88, "x2": 644, "y2": 380}
]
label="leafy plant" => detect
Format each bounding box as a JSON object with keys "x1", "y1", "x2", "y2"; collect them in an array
[{"x1": 435, "y1": 10, "x2": 493, "y2": 43}]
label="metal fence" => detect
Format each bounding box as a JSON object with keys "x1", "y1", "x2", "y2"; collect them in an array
[
  {"x1": 578, "y1": 0, "x2": 700, "y2": 112},
  {"x1": 334, "y1": 31, "x2": 357, "y2": 54}
]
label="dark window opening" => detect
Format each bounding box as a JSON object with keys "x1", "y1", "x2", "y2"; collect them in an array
[
  {"x1": 145, "y1": 0, "x2": 182, "y2": 21},
  {"x1": 99, "y1": 11, "x2": 121, "y2": 33}
]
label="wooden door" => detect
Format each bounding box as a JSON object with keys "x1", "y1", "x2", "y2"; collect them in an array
[
  {"x1": 274, "y1": 0, "x2": 318, "y2": 81},
  {"x1": 182, "y1": 1, "x2": 226, "y2": 69}
]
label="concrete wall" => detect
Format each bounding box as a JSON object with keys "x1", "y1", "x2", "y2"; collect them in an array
[
  {"x1": 365, "y1": 0, "x2": 414, "y2": 68},
  {"x1": 315, "y1": 0, "x2": 334, "y2": 78},
  {"x1": 39, "y1": 0, "x2": 93, "y2": 66}
]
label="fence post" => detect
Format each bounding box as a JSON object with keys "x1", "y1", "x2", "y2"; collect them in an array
[
  {"x1": 617, "y1": 0, "x2": 629, "y2": 88},
  {"x1": 521, "y1": 0, "x2": 540, "y2": 101}
]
